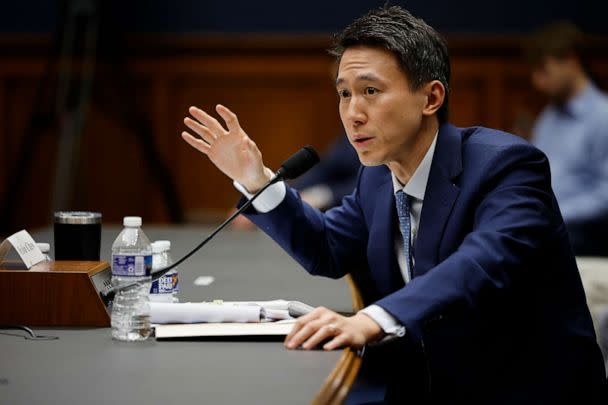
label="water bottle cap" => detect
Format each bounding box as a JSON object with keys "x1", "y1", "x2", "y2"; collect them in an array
[
  {"x1": 152, "y1": 240, "x2": 171, "y2": 253},
  {"x1": 36, "y1": 243, "x2": 50, "y2": 253},
  {"x1": 123, "y1": 216, "x2": 142, "y2": 227}
]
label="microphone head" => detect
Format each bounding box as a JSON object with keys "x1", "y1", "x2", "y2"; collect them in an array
[{"x1": 276, "y1": 145, "x2": 320, "y2": 180}]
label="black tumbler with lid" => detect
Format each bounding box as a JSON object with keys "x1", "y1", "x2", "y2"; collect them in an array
[{"x1": 53, "y1": 211, "x2": 102, "y2": 260}]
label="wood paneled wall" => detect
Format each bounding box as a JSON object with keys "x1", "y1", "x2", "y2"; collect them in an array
[{"x1": 1, "y1": 34, "x2": 607, "y2": 233}]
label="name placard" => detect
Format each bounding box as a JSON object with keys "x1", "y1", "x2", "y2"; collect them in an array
[{"x1": 0, "y1": 230, "x2": 45, "y2": 269}]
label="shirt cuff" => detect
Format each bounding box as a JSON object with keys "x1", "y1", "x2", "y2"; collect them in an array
[
  {"x1": 359, "y1": 304, "x2": 406, "y2": 338},
  {"x1": 233, "y1": 171, "x2": 287, "y2": 213}
]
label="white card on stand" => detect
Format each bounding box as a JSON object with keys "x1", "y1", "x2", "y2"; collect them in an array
[{"x1": 0, "y1": 230, "x2": 45, "y2": 269}]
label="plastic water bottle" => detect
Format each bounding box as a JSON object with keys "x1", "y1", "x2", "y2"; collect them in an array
[
  {"x1": 150, "y1": 240, "x2": 179, "y2": 303},
  {"x1": 110, "y1": 216, "x2": 153, "y2": 341},
  {"x1": 36, "y1": 243, "x2": 52, "y2": 261}
]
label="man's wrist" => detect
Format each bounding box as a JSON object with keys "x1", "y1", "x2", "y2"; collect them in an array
[
  {"x1": 353, "y1": 312, "x2": 385, "y2": 343},
  {"x1": 240, "y1": 167, "x2": 274, "y2": 194},
  {"x1": 233, "y1": 177, "x2": 286, "y2": 214},
  {"x1": 359, "y1": 305, "x2": 406, "y2": 342}
]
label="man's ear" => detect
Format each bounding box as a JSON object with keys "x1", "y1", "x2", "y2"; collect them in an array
[{"x1": 422, "y1": 80, "x2": 446, "y2": 118}]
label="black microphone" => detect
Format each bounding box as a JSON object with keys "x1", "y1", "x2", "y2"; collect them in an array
[
  {"x1": 100, "y1": 146, "x2": 320, "y2": 307},
  {"x1": 275, "y1": 145, "x2": 320, "y2": 180}
]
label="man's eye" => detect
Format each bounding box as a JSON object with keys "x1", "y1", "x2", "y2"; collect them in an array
[
  {"x1": 365, "y1": 87, "x2": 377, "y2": 95},
  {"x1": 338, "y1": 89, "x2": 351, "y2": 98}
]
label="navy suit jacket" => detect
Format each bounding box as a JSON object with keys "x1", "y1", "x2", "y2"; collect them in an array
[{"x1": 242, "y1": 124, "x2": 606, "y2": 403}]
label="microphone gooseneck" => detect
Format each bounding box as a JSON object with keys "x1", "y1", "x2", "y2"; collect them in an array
[{"x1": 100, "y1": 146, "x2": 320, "y2": 307}]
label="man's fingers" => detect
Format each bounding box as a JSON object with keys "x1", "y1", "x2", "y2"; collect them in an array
[
  {"x1": 285, "y1": 323, "x2": 302, "y2": 344},
  {"x1": 189, "y1": 106, "x2": 227, "y2": 135},
  {"x1": 285, "y1": 307, "x2": 323, "y2": 343},
  {"x1": 298, "y1": 306, "x2": 330, "y2": 324},
  {"x1": 184, "y1": 117, "x2": 216, "y2": 145},
  {"x1": 285, "y1": 314, "x2": 313, "y2": 342},
  {"x1": 323, "y1": 334, "x2": 347, "y2": 351},
  {"x1": 285, "y1": 318, "x2": 326, "y2": 349},
  {"x1": 302, "y1": 324, "x2": 340, "y2": 350},
  {"x1": 181, "y1": 131, "x2": 210, "y2": 154},
  {"x1": 216, "y1": 104, "x2": 241, "y2": 133},
  {"x1": 285, "y1": 322, "x2": 303, "y2": 344},
  {"x1": 284, "y1": 307, "x2": 343, "y2": 350}
]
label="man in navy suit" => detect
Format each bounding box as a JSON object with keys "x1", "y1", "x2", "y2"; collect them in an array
[{"x1": 182, "y1": 6, "x2": 606, "y2": 403}]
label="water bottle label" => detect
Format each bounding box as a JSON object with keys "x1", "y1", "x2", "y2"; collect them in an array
[
  {"x1": 150, "y1": 274, "x2": 174, "y2": 294},
  {"x1": 112, "y1": 254, "x2": 152, "y2": 277}
]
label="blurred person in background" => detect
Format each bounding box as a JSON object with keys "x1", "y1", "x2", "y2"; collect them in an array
[
  {"x1": 527, "y1": 22, "x2": 608, "y2": 257},
  {"x1": 527, "y1": 21, "x2": 608, "y2": 370}
]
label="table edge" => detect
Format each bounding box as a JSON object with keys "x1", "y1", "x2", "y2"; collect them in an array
[{"x1": 311, "y1": 274, "x2": 364, "y2": 405}]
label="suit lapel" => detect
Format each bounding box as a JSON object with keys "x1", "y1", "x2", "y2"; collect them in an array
[
  {"x1": 367, "y1": 175, "x2": 405, "y2": 296},
  {"x1": 414, "y1": 124, "x2": 463, "y2": 276}
]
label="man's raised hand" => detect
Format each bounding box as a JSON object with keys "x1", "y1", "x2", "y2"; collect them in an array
[{"x1": 182, "y1": 104, "x2": 272, "y2": 193}]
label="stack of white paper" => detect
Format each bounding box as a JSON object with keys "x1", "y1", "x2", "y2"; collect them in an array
[
  {"x1": 149, "y1": 300, "x2": 296, "y2": 324},
  {"x1": 150, "y1": 302, "x2": 263, "y2": 324}
]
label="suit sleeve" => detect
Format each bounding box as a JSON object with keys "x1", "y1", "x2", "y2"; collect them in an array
[
  {"x1": 239, "y1": 168, "x2": 369, "y2": 279},
  {"x1": 375, "y1": 145, "x2": 558, "y2": 341}
]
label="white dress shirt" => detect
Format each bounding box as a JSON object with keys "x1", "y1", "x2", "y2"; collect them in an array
[{"x1": 233, "y1": 133, "x2": 438, "y2": 339}]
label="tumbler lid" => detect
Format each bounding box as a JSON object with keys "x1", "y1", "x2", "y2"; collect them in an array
[{"x1": 54, "y1": 211, "x2": 102, "y2": 225}]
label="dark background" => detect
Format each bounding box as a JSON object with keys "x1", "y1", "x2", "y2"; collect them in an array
[
  {"x1": 0, "y1": 0, "x2": 607, "y2": 233},
  {"x1": 1, "y1": 0, "x2": 605, "y2": 34}
]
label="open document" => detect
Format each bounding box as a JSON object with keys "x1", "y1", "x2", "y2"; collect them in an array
[{"x1": 154, "y1": 319, "x2": 295, "y2": 340}]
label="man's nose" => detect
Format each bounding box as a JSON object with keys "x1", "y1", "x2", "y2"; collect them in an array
[{"x1": 345, "y1": 97, "x2": 367, "y2": 127}]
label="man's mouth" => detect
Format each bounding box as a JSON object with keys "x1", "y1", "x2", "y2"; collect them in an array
[{"x1": 353, "y1": 136, "x2": 374, "y2": 147}]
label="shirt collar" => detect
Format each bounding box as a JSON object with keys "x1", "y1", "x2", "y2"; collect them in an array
[
  {"x1": 565, "y1": 82, "x2": 600, "y2": 117},
  {"x1": 391, "y1": 132, "x2": 438, "y2": 201}
]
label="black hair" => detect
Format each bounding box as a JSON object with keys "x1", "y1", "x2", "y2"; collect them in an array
[
  {"x1": 525, "y1": 21, "x2": 586, "y2": 66},
  {"x1": 329, "y1": 5, "x2": 451, "y2": 123}
]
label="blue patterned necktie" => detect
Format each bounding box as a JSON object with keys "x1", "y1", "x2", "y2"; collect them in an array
[{"x1": 395, "y1": 190, "x2": 414, "y2": 283}]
